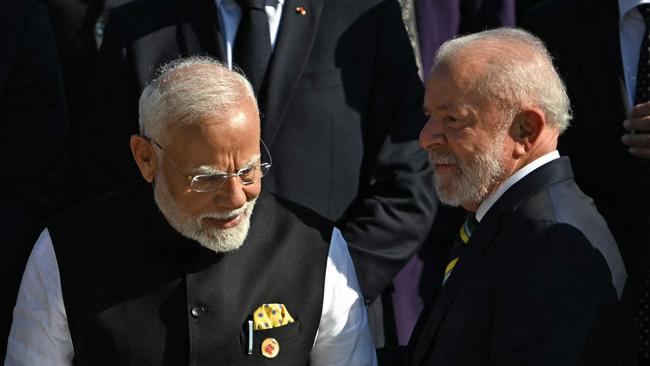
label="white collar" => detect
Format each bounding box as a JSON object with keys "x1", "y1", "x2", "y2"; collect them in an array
[
  {"x1": 619, "y1": 0, "x2": 650, "y2": 22},
  {"x1": 475, "y1": 150, "x2": 560, "y2": 222}
]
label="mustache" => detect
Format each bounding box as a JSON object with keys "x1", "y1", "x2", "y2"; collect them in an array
[
  {"x1": 200, "y1": 200, "x2": 252, "y2": 221},
  {"x1": 428, "y1": 150, "x2": 461, "y2": 165}
]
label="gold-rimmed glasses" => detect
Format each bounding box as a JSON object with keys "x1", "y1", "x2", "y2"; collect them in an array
[{"x1": 146, "y1": 136, "x2": 272, "y2": 192}]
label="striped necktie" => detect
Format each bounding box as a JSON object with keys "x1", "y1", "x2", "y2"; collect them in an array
[{"x1": 442, "y1": 214, "x2": 478, "y2": 286}]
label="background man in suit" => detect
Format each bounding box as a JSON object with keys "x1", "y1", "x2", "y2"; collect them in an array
[
  {"x1": 5, "y1": 58, "x2": 376, "y2": 365},
  {"x1": 0, "y1": 0, "x2": 68, "y2": 358},
  {"x1": 42, "y1": 0, "x2": 133, "y2": 207},
  {"x1": 524, "y1": 1, "x2": 649, "y2": 362},
  {"x1": 406, "y1": 28, "x2": 629, "y2": 365},
  {"x1": 77, "y1": 0, "x2": 436, "y2": 351}
]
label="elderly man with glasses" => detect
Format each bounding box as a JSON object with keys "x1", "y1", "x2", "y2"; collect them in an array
[{"x1": 4, "y1": 58, "x2": 376, "y2": 366}]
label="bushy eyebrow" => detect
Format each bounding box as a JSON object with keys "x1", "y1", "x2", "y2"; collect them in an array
[
  {"x1": 423, "y1": 102, "x2": 458, "y2": 114},
  {"x1": 191, "y1": 154, "x2": 261, "y2": 175},
  {"x1": 435, "y1": 102, "x2": 457, "y2": 112}
]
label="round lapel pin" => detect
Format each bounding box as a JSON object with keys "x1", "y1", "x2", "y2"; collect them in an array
[
  {"x1": 261, "y1": 338, "x2": 280, "y2": 358},
  {"x1": 295, "y1": 6, "x2": 307, "y2": 15}
]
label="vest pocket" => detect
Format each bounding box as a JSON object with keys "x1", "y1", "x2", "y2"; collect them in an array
[{"x1": 239, "y1": 320, "x2": 303, "y2": 360}]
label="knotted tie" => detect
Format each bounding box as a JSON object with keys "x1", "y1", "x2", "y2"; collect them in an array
[
  {"x1": 635, "y1": 5, "x2": 650, "y2": 361},
  {"x1": 442, "y1": 214, "x2": 478, "y2": 286},
  {"x1": 233, "y1": 0, "x2": 272, "y2": 94}
]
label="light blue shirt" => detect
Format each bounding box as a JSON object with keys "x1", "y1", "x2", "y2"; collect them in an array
[
  {"x1": 215, "y1": 0, "x2": 285, "y2": 68},
  {"x1": 619, "y1": 0, "x2": 650, "y2": 112}
]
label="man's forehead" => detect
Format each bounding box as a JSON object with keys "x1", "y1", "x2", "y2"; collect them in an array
[
  {"x1": 167, "y1": 108, "x2": 259, "y2": 135},
  {"x1": 425, "y1": 66, "x2": 479, "y2": 106}
]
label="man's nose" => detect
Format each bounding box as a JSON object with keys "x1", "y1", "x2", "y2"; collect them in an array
[
  {"x1": 419, "y1": 117, "x2": 445, "y2": 150},
  {"x1": 213, "y1": 177, "x2": 248, "y2": 210}
]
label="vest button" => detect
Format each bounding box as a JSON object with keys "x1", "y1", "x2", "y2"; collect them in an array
[{"x1": 191, "y1": 306, "x2": 205, "y2": 318}]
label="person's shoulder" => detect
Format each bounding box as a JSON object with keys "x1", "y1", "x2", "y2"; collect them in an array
[
  {"x1": 257, "y1": 192, "x2": 335, "y2": 231},
  {"x1": 525, "y1": 0, "x2": 579, "y2": 18},
  {"x1": 523, "y1": 0, "x2": 579, "y2": 31},
  {"x1": 110, "y1": 0, "x2": 182, "y2": 21},
  {"x1": 320, "y1": 0, "x2": 396, "y2": 19},
  {"x1": 103, "y1": 0, "x2": 185, "y2": 43},
  {"x1": 48, "y1": 183, "x2": 143, "y2": 230}
]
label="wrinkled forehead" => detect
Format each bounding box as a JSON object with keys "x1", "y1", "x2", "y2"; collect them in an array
[
  {"x1": 424, "y1": 59, "x2": 487, "y2": 108},
  {"x1": 162, "y1": 105, "x2": 261, "y2": 164},
  {"x1": 165, "y1": 99, "x2": 260, "y2": 140}
]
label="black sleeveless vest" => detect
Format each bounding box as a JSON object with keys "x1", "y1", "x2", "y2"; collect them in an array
[{"x1": 48, "y1": 182, "x2": 332, "y2": 365}]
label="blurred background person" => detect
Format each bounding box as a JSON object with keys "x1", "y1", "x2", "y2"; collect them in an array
[
  {"x1": 42, "y1": 0, "x2": 132, "y2": 207},
  {"x1": 0, "y1": 0, "x2": 67, "y2": 358},
  {"x1": 525, "y1": 0, "x2": 649, "y2": 363}
]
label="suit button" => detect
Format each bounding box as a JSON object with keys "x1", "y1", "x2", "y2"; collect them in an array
[{"x1": 191, "y1": 306, "x2": 205, "y2": 318}]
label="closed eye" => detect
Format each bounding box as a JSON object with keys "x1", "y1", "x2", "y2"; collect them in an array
[
  {"x1": 193, "y1": 174, "x2": 228, "y2": 184},
  {"x1": 238, "y1": 166, "x2": 256, "y2": 181}
]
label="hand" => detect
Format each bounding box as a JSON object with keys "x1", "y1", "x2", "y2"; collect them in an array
[{"x1": 622, "y1": 101, "x2": 650, "y2": 159}]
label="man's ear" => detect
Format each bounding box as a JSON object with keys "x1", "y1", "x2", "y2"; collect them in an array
[
  {"x1": 130, "y1": 135, "x2": 157, "y2": 183},
  {"x1": 512, "y1": 109, "x2": 545, "y2": 157}
]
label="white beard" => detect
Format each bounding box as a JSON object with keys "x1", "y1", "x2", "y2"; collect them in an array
[
  {"x1": 428, "y1": 134, "x2": 506, "y2": 208},
  {"x1": 153, "y1": 177, "x2": 257, "y2": 253}
]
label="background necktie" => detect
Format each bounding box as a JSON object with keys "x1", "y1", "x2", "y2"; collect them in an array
[
  {"x1": 442, "y1": 214, "x2": 478, "y2": 286},
  {"x1": 233, "y1": 0, "x2": 272, "y2": 94},
  {"x1": 634, "y1": 5, "x2": 650, "y2": 362}
]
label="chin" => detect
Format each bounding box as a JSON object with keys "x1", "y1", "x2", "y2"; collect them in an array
[
  {"x1": 154, "y1": 176, "x2": 258, "y2": 253},
  {"x1": 195, "y1": 217, "x2": 252, "y2": 253}
]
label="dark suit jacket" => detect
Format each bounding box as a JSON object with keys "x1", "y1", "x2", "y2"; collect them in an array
[
  {"x1": 405, "y1": 157, "x2": 629, "y2": 365},
  {"x1": 78, "y1": 0, "x2": 435, "y2": 304},
  {"x1": 0, "y1": 0, "x2": 67, "y2": 358},
  {"x1": 414, "y1": 0, "x2": 516, "y2": 74},
  {"x1": 42, "y1": 0, "x2": 133, "y2": 208},
  {"x1": 524, "y1": 0, "x2": 649, "y2": 311}
]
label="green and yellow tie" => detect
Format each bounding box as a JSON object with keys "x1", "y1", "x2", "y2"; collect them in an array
[{"x1": 443, "y1": 214, "x2": 478, "y2": 285}]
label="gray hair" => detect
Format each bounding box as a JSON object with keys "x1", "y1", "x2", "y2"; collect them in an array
[
  {"x1": 138, "y1": 56, "x2": 258, "y2": 144},
  {"x1": 433, "y1": 28, "x2": 572, "y2": 132}
]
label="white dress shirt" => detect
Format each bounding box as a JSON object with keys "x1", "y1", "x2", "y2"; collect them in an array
[
  {"x1": 475, "y1": 151, "x2": 560, "y2": 222},
  {"x1": 215, "y1": 0, "x2": 284, "y2": 68},
  {"x1": 5, "y1": 228, "x2": 377, "y2": 366},
  {"x1": 619, "y1": 0, "x2": 650, "y2": 111}
]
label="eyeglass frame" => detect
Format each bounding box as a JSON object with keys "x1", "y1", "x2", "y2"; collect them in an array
[{"x1": 144, "y1": 136, "x2": 272, "y2": 193}]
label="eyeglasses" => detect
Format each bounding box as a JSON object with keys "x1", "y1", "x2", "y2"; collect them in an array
[{"x1": 146, "y1": 136, "x2": 272, "y2": 193}]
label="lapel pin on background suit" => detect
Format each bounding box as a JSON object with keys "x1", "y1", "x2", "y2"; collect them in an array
[{"x1": 295, "y1": 6, "x2": 306, "y2": 15}]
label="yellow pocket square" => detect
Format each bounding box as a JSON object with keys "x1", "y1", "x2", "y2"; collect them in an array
[{"x1": 253, "y1": 303, "x2": 294, "y2": 330}]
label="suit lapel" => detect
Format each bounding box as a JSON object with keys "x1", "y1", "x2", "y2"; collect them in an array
[
  {"x1": 408, "y1": 220, "x2": 499, "y2": 365},
  {"x1": 258, "y1": 0, "x2": 325, "y2": 146},
  {"x1": 180, "y1": 0, "x2": 226, "y2": 60},
  {"x1": 408, "y1": 158, "x2": 575, "y2": 365}
]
